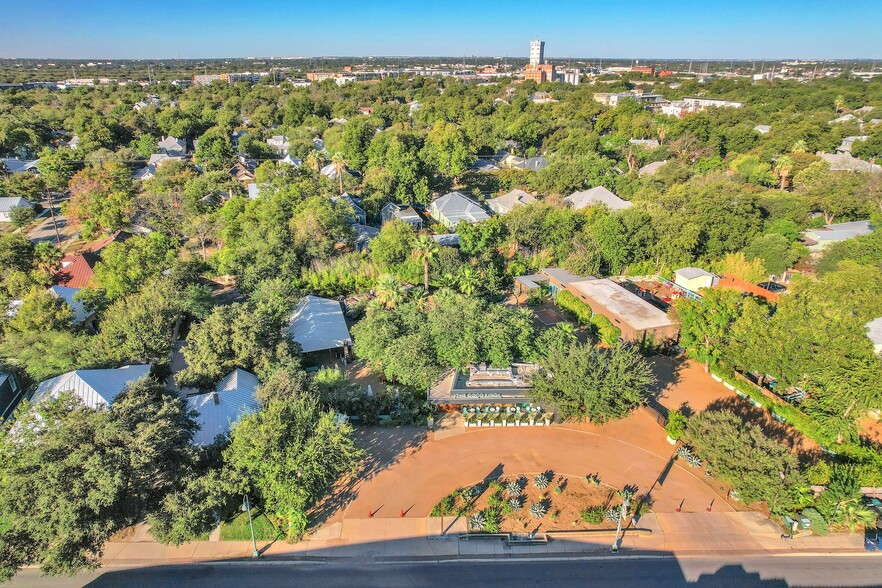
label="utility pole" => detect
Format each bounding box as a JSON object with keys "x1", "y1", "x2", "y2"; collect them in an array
[
  {"x1": 610, "y1": 494, "x2": 631, "y2": 554},
  {"x1": 44, "y1": 187, "x2": 62, "y2": 245}
]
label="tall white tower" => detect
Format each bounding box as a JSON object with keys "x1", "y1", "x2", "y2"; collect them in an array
[{"x1": 529, "y1": 40, "x2": 545, "y2": 67}]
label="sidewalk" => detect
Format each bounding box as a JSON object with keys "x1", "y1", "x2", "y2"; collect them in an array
[{"x1": 99, "y1": 513, "x2": 867, "y2": 568}]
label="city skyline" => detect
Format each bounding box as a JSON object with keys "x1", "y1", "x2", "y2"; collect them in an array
[{"x1": 2, "y1": 0, "x2": 881, "y2": 60}]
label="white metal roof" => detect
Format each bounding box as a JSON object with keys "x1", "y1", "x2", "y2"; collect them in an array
[
  {"x1": 431, "y1": 191, "x2": 490, "y2": 224},
  {"x1": 186, "y1": 369, "x2": 260, "y2": 446},
  {"x1": 564, "y1": 186, "x2": 632, "y2": 211},
  {"x1": 569, "y1": 279, "x2": 674, "y2": 331},
  {"x1": 0, "y1": 197, "x2": 33, "y2": 213},
  {"x1": 33, "y1": 365, "x2": 151, "y2": 409},
  {"x1": 675, "y1": 267, "x2": 715, "y2": 280},
  {"x1": 287, "y1": 295, "x2": 352, "y2": 353}
]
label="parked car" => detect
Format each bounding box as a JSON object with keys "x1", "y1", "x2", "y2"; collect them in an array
[
  {"x1": 758, "y1": 281, "x2": 787, "y2": 294},
  {"x1": 864, "y1": 527, "x2": 879, "y2": 552}
]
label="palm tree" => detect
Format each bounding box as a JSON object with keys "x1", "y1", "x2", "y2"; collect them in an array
[
  {"x1": 412, "y1": 235, "x2": 440, "y2": 291},
  {"x1": 409, "y1": 286, "x2": 429, "y2": 311},
  {"x1": 791, "y1": 139, "x2": 808, "y2": 153},
  {"x1": 374, "y1": 273, "x2": 405, "y2": 309},
  {"x1": 837, "y1": 500, "x2": 877, "y2": 533},
  {"x1": 306, "y1": 150, "x2": 323, "y2": 173},
  {"x1": 835, "y1": 95, "x2": 845, "y2": 113},
  {"x1": 774, "y1": 155, "x2": 794, "y2": 191},
  {"x1": 330, "y1": 152, "x2": 346, "y2": 194},
  {"x1": 656, "y1": 122, "x2": 670, "y2": 146},
  {"x1": 457, "y1": 266, "x2": 480, "y2": 296}
]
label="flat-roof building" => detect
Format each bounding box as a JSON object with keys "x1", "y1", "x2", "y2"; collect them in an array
[{"x1": 568, "y1": 279, "x2": 678, "y2": 344}]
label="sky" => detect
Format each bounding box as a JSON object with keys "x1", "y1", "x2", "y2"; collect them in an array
[{"x1": 2, "y1": 0, "x2": 880, "y2": 60}]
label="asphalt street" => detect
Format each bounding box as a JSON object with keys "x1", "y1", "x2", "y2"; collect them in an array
[{"x1": 7, "y1": 555, "x2": 882, "y2": 588}]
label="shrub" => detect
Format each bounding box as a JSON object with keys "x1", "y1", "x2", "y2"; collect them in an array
[
  {"x1": 805, "y1": 460, "x2": 832, "y2": 485},
  {"x1": 483, "y1": 507, "x2": 502, "y2": 533},
  {"x1": 590, "y1": 313, "x2": 621, "y2": 346},
  {"x1": 580, "y1": 506, "x2": 605, "y2": 524},
  {"x1": 505, "y1": 480, "x2": 522, "y2": 497},
  {"x1": 529, "y1": 501, "x2": 548, "y2": 518},
  {"x1": 533, "y1": 473, "x2": 549, "y2": 490},
  {"x1": 508, "y1": 496, "x2": 523, "y2": 511},
  {"x1": 554, "y1": 485, "x2": 563, "y2": 495},
  {"x1": 556, "y1": 290, "x2": 593, "y2": 324},
  {"x1": 487, "y1": 492, "x2": 504, "y2": 507},
  {"x1": 430, "y1": 493, "x2": 457, "y2": 517},
  {"x1": 665, "y1": 410, "x2": 687, "y2": 440}
]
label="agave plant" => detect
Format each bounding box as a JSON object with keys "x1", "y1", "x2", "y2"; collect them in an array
[
  {"x1": 675, "y1": 445, "x2": 693, "y2": 460},
  {"x1": 533, "y1": 473, "x2": 549, "y2": 490},
  {"x1": 605, "y1": 507, "x2": 622, "y2": 523},
  {"x1": 469, "y1": 511, "x2": 486, "y2": 531},
  {"x1": 686, "y1": 453, "x2": 703, "y2": 468},
  {"x1": 508, "y1": 496, "x2": 523, "y2": 511},
  {"x1": 529, "y1": 501, "x2": 548, "y2": 518},
  {"x1": 505, "y1": 480, "x2": 521, "y2": 497}
]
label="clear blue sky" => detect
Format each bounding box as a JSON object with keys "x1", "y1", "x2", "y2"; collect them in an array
[{"x1": 2, "y1": 0, "x2": 880, "y2": 60}]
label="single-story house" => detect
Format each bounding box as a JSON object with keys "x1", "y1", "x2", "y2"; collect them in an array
[
  {"x1": 486, "y1": 189, "x2": 536, "y2": 215},
  {"x1": 229, "y1": 162, "x2": 256, "y2": 184},
  {"x1": 516, "y1": 157, "x2": 549, "y2": 171},
  {"x1": 320, "y1": 163, "x2": 351, "y2": 181},
  {"x1": 381, "y1": 203, "x2": 424, "y2": 228},
  {"x1": 0, "y1": 197, "x2": 34, "y2": 223},
  {"x1": 753, "y1": 125, "x2": 771, "y2": 134},
  {"x1": 32, "y1": 365, "x2": 152, "y2": 409},
  {"x1": 469, "y1": 159, "x2": 501, "y2": 173},
  {"x1": 817, "y1": 152, "x2": 881, "y2": 173},
  {"x1": 802, "y1": 220, "x2": 874, "y2": 253},
  {"x1": 280, "y1": 155, "x2": 302, "y2": 167},
  {"x1": 55, "y1": 252, "x2": 100, "y2": 288},
  {"x1": 514, "y1": 267, "x2": 592, "y2": 299},
  {"x1": 46, "y1": 285, "x2": 94, "y2": 328},
  {"x1": 836, "y1": 136, "x2": 868, "y2": 153},
  {"x1": 266, "y1": 135, "x2": 290, "y2": 154},
  {"x1": 567, "y1": 278, "x2": 678, "y2": 344},
  {"x1": 0, "y1": 371, "x2": 24, "y2": 421},
  {"x1": 353, "y1": 224, "x2": 380, "y2": 251},
  {"x1": 829, "y1": 113, "x2": 858, "y2": 125},
  {"x1": 564, "y1": 186, "x2": 632, "y2": 211},
  {"x1": 431, "y1": 233, "x2": 460, "y2": 247},
  {"x1": 0, "y1": 158, "x2": 39, "y2": 174},
  {"x1": 429, "y1": 191, "x2": 490, "y2": 230},
  {"x1": 333, "y1": 194, "x2": 367, "y2": 225},
  {"x1": 186, "y1": 369, "x2": 260, "y2": 446},
  {"x1": 497, "y1": 153, "x2": 526, "y2": 169},
  {"x1": 158, "y1": 135, "x2": 186, "y2": 155},
  {"x1": 638, "y1": 160, "x2": 667, "y2": 177},
  {"x1": 629, "y1": 139, "x2": 660, "y2": 150},
  {"x1": 287, "y1": 295, "x2": 352, "y2": 358},
  {"x1": 673, "y1": 267, "x2": 718, "y2": 292}
]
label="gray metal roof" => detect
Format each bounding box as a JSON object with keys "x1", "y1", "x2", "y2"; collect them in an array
[
  {"x1": 33, "y1": 365, "x2": 151, "y2": 408},
  {"x1": 540, "y1": 267, "x2": 592, "y2": 287},
  {"x1": 564, "y1": 186, "x2": 632, "y2": 211},
  {"x1": 187, "y1": 369, "x2": 260, "y2": 446},
  {"x1": 675, "y1": 267, "x2": 715, "y2": 280},
  {"x1": 0, "y1": 197, "x2": 33, "y2": 213}
]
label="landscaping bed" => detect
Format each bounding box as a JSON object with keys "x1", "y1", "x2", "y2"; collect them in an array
[
  {"x1": 431, "y1": 473, "x2": 647, "y2": 533},
  {"x1": 220, "y1": 509, "x2": 283, "y2": 541}
]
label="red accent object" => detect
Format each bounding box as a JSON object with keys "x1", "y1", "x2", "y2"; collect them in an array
[
  {"x1": 368, "y1": 510, "x2": 374, "y2": 518},
  {"x1": 400, "y1": 510, "x2": 405, "y2": 518},
  {"x1": 706, "y1": 503, "x2": 713, "y2": 512},
  {"x1": 676, "y1": 504, "x2": 681, "y2": 512}
]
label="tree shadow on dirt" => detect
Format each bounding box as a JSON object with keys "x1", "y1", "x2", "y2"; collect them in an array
[{"x1": 308, "y1": 425, "x2": 428, "y2": 528}]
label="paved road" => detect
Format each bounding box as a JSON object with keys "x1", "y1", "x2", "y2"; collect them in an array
[{"x1": 7, "y1": 555, "x2": 881, "y2": 587}]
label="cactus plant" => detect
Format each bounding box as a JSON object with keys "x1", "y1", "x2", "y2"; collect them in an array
[
  {"x1": 505, "y1": 480, "x2": 521, "y2": 497},
  {"x1": 675, "y1": 445, "x2": 692, "y2": 460},
  {"x1": 469, "y1": 512, "x2": 486, "y2": 531},
  {"x1": 529, "y1": 501, "x2": 548, "y2": 518},
  {"x1": 508, "y1": 496, "x2": 523, "y2": 511},
  {"x1": 686, "y1": 453, "x2": 703, "y2": 468},
  {"x1": 533, "y1": 473, "x2": 549, "y2": 490}
]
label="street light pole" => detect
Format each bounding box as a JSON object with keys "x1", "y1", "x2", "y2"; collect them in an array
[
  {"x1": 610, "y1": 496, "x2": 631, "y2": 554},
  {"x1": 243, "y1": 494, "x2": 260, "y2": 558},
  {"x1": 44, "y1": 187, "x2": 62, "y2": 245}
]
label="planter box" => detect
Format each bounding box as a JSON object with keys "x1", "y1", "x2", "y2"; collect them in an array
[
  {"x1": 735, "y1": 390, "x2": 748, "y2": 398},
  {"x1": 529, "y1": 419, "x2": 535, "y2": 426},
  {"x1": 666, "y1": 435, "x2": 677, "y2": 445},
  {"x1": 749, "y1": 399, "x2": 762, "y2": 408},
  {"x1": 723, "y1": 382, "x2": 735, "y2": 390},
  {"x1": 476, "y1": 421, "x2": 483, "y2": 427},
  {"x1": 711, "y1": 374, "x2": 723, "y2": 382}
]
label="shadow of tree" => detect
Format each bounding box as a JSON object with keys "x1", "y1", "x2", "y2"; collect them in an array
[{"x1": 307, "y1": 425, "x2": 428, "y2": 528}]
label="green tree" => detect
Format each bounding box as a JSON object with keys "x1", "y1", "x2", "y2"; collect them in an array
[
  {"x1": 373, "y1": 273, "x2": 406, "y2": 309},
  {"x1": 685, "y1": 409, "x2": 802, "y2": 509},
  {"x1": 744, "y1": 233, "x2": 806, "y2": 276},
  {"x1": 92, "y1": 233, "x2": 180, "y2": 301},
  {"x1": 7, "y1": 288, "x2": 74, "y2": 333},
  {"x1": 673, "y1": 288, "x2": 744, "y2": 372},
  {"x1": 531, "y1": 341, "x2": 655, "y2": 423},
  {"x1": 421, "y1": 120, "x2": 475, "y2": 181},
  {"x1": 65, "y1": 162, "x2": 136, "y2": 240},
  {"x1": 194, "y1": 127, "x2": 235, "y2": 171},
  {"x1": 8, "y1": 205, "x2": 36, "y2": 228},
  {"x1": 0, "y1": 330, "x2": 104, "y2": 382},
  {"x1": 0, "y1": 379, "x2": 197, "y2": 580},
  {"x1": 223, "y1": 395, "x2": 361, "y2": 540}
]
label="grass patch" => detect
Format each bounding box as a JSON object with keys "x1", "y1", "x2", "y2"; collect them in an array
[{"x1": 220, "y1": 509, "x2": 282, "y2": 541}]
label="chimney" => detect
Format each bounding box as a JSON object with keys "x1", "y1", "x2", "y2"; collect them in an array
[{"x1": 212, "y1": 392, "x2": 219, "y2": 405}]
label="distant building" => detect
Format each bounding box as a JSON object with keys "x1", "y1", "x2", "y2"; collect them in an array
[
  {"x1": 753, "y1": 124, "x2": 772, "y2": 134},
  {"x1": 638, "y1": 160, "x2": 667, "y2": 177},
  {"x1": 0, "y1": 197, "x2": 34, "y2": 223},
  {"x1": 817, "y1": 152, "x2": 882, "y2": 173},
  {"x1": 529, "y1": 40, "x2": 545, "y2": 67},
  {"x1": 429, "y1": 191, "x2": 490, "y2": 230},
  {"x1": 157, "y1": 136, "x2": 186, "y2": 156},
  {"x1": 287, "y1": 295, "x2": 352, "y2": 358},
  {"x1": 332, "y1": 193, "x2": 366, "y2": 225},
  {"x1": 564, "y1": 186, "x2": 632, "y2": 211},
  {"x1": 266, "y1": 135, "x2": 290, "y2": 154},
  {"x1": 381, "y1": 203, "x2": 423, "y2": 229},
  {"x1": 486, "y1": 189, "x2": 537, "y2": 215},
  {"x1": 631, "y1": 65, "x2": 656, "y2": 76},
  {"x1": 802, "y1": 220, "x2": 875, "y2": 253},
  {"x1": 673, "y1": 267, "x2": 718, "y2": 292},
  {"x1": 0, "y1": 158, "x2": 39, "y2": 174},
  {"x1": 836, "y1": 136, "x2": 868, "y2": 153},
  {"x1": 866, "y1": 317, "x2": 882, "y2": 355},
  {"x1": 0, "y1": 372, "x2": 24, "y2": 422}
]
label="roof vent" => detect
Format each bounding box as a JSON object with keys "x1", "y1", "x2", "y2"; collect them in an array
[{"x1": 212, "y1": 392, "x2": 220, "y2": 405}]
